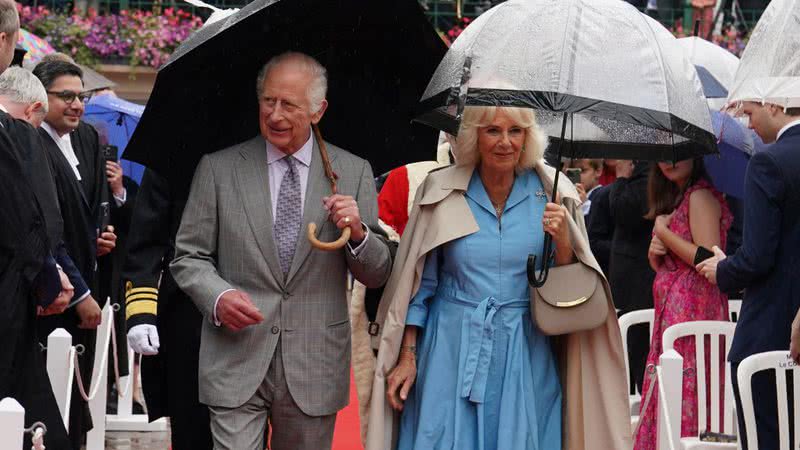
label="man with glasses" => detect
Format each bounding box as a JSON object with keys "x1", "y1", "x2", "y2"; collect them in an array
[{"x1": 32, "y1": 59, "x2": 119, "y2": 449}]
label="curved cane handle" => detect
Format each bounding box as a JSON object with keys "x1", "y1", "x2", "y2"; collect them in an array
[{"x1": 307, "y1": 223, "x2": 351, "y2": 251}]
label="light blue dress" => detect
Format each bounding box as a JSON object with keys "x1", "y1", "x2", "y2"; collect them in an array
[{"x1": 397, "y1": 170, "x2": 562, "y2": 450}]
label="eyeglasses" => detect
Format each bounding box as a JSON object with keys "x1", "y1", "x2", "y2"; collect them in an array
[{"x1": 46, "y1": 90, "x2": 93, "y2": 105}]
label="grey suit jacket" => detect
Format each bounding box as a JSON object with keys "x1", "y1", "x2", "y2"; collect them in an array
[{"x1": 170, "y1": 136, "x2": 392, "y2": 415}]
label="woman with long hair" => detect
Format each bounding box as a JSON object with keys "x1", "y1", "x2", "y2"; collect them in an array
[{"x1": 634, "y1": 158, "x2": 732, "y2": 449}]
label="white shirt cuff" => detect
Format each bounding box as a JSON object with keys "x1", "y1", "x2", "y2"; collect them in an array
[
  {"x1": 113, "y1": 188, "x2": 127, "y2": 207},
  {"x1": 213, "y1": 289, "x2": 235, "y2": 326},
  {"x1": 346, "y1": 225, "x2": 370, "y2": 257},
  {"x1": 67, "y1": 289, "x2": 91, "y2": 308}
]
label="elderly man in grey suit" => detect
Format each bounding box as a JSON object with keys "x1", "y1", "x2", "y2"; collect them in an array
[{"x1": 170, "y1": 51, "x2": 393, "y2": 450}]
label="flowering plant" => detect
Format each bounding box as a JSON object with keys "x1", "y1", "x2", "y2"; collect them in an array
[
  {"x1": 444, "y1": 16, "x2": 471, "y2": 46},
  {"x1": 17, "y1": 4, "x2": 203, "y2": 68}
]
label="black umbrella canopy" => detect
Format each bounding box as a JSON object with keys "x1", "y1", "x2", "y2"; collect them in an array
[{"x1": 124, "y1": 0, "x2": 447, "y2": 190}]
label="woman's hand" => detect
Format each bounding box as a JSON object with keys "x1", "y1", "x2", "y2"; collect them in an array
[
  {"x1": 654, "y1": 212, "x2": 674, "y2": 237},
  {"x1": 543, "y1": 202, "x2": 569, "y2": 245},
  {"x1": 648, "y1": 234, "x2": 667, "y2": 271},
  {"x1": 386, "y1": 350, "x2": 417, "y2": 411}
]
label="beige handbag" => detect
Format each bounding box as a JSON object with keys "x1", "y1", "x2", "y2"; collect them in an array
[{"x1": 532, "y1": 261, "x2": 609, "y2": 335}]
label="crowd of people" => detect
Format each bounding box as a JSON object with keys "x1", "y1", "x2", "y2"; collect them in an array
[{"x1": 1, "y1": 0, "x2": 798, "y2": 449}]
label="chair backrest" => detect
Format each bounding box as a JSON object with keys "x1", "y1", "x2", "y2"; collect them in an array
[
  {"x1": 618, "y1": 309, "x2": 654, "y2": 395},
  {"x1": 737, "y1": 351, "x2": 799, "y2": 450},
  {"x1": 728, "y1": 299, "x2": 742, "y2": 322},
  {"x1": 662, "y1": 321, "x2": 737, "y2": 436}
]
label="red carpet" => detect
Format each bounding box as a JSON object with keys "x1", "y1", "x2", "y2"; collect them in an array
[{"x1": 332, "y1": 369, "x2": 364, "y2": 450}]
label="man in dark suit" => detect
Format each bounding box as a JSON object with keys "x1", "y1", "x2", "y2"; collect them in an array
[
  {"x1": 122, "y1": 168, "x2": 213, "y2": 449},
  {"x1": 698, "y1": 104, "x2": 800, "y2": 450},
  {"x1": 607, "y1": 160, "x2": 655, "y2": 394},
  {"x1": 33, "y1": 59, "x2": 119, "y2": 449}
]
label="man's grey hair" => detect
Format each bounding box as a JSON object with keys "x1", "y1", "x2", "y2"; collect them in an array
[
  {"x1": 0, "y1": 0, "x2": 18, "y2": 36},
  {"x1": 0, "y1": 66, "x2": 48, "y2": 113},
  {"x1": 256, "y1": 52, "x2": 327, "y2": 113}
]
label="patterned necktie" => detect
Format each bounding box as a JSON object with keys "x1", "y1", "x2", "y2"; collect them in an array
[{"x1": 274, "y1": 156, "x2": 302, "y2": 276}]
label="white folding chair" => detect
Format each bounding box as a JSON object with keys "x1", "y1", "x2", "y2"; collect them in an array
[
  {"x1": 618, "y1": 309, "x2": 654, "y2": 430},
  {"x1": 659, "y1": 321, "x2": 738, "y2": 449},
  {"x1": 728, "y1": 300, "x2": 742, "y2": 323},
  {"x1": 737, "y1": 351, "x2": 798, "y2": 450}
]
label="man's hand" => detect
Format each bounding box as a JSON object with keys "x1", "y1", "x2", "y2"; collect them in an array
[
  {"x1": 76, "y1": 296, "x2": 102, "y2": 329},
  {"x1": 323, "y1": 194, "x2": 365, "y2": 243},
  {"x1": 696, "y1": 245, "x2": 727, "y2": 285},
  {"x1": 217, "y1": 290, "x2": 264, "y2": 332},
  {"x1": 38, "y1": 269, "x2": 73, "y2": 316},
  {"x1": 106, "y1": 161, "x2": 124, "y2": 197},
  {"x1": 128, "y1": 324, "x2": 160, "y2": 355},
  {"x1": 97, "y1": 225, "x2": 117, "y2": 257}
]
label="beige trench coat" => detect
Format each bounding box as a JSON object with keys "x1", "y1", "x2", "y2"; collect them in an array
[{"x1": 358, "y1": 161, "x2": 633, "y2": 450}]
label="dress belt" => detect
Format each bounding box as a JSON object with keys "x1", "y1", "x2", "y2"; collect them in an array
[{"x1": 442, "y1": 294, "x2": 528, "y2": 404}]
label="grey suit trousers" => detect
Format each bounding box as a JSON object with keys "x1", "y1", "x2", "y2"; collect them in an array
[{"x1": 207, "y1": 339, "x2": 337, "y2": 450}]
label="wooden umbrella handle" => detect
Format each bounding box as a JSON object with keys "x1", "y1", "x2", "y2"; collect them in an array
[
  {"x1": 307, "y1": 124, "x2": 351, "y2": 251},
  {"x1": 307, "y1": 223, "x2": 351, "y2": 251}
]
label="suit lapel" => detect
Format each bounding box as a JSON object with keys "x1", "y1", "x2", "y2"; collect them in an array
[
  {"x1": 234, "y1": 137, "x2": 285, "y2": 287},
  {"x1": 41, "y1": 131, "x2": 91, "y2": 212},
  {"x1": 286, "y1": 139, "x2": 336, "y2": 284},
  {"x1": 70, "y1": 128, "x2": 95, "y2": 201}
]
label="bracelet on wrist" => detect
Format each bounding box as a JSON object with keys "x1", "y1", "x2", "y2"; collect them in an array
[{"x1": 400, "y1": 345, "x2": 417, "y2": 355}]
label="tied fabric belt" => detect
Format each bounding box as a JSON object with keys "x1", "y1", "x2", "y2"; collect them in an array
[{"x1": 441, "y1": 293, "x2": 528, "y2": 404}]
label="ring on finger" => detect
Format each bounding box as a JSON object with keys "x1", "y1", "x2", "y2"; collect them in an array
[
  {"x1": 544, "y1": 218, "x2": 551, "y2": 226},
  {"x1": 344, "y1": 216, "x2": 351, "y2": 225}
]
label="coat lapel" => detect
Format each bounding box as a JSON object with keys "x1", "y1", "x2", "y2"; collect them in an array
[
  {"x1": 41, "y1": 131, "x2": 91, "y2": 212},
  {"x1": 286, "y1": 139, "x2": 335, "y2": 284},
  {"x1": 234, "y1": 137, "x2": 284, "y2": 287}
]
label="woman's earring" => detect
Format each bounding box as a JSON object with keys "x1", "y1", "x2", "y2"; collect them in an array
[{"x1": 521, "y1": 146, "x2": 526, "y2": 152}]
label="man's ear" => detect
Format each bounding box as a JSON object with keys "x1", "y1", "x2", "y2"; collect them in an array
[
  {"x1": 26, "y1": 101, "x2": 44, "y2": 120},
  {"x1": 310, "y1": 99, "x2": 328, "y2": 125}
]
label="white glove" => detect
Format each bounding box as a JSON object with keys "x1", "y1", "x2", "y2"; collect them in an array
[{"x1": 127, "y1": 324, "x2": 160, "y2": 355}]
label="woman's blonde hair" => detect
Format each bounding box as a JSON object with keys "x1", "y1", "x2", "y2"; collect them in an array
[{"x1": 450, "y1": 106, "x2": 548, "y2": 171}]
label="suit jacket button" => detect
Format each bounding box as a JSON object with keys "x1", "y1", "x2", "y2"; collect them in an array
[
  {"x1": 271, "y1": 326, "x2": 280, "y2": 334},
  {"x1": 282, "y1": 291, "x2": 290, "y2": 300}
]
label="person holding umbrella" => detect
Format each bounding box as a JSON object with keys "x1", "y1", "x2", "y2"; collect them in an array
[
  {"x1": 697, "y1": 103, "x2": 800, "y2": 448},
  {"x1": 696, "y1": 1, "x2": 800, "y2": 447},
  {"x1": 170, "y1": 52, "x2": 393, "y2": 450}
]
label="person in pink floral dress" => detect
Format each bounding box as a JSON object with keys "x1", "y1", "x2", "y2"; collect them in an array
[{"x1": 634, "y1": 158, "x2": 732, "y2": 449}]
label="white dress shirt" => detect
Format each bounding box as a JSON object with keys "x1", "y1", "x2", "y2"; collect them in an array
[
  {"x1": 777, "y1": 119, "x2": 800, "y2": 141},
  {"x1": 212, "y1": 133, "x2": 370, "y2": 326},
  {"x1": 41, "y1": 122, "x2": 82, "y2": 181},
  {"x1": 581, "y1": 185, "x2": 602, "y2": 216}
]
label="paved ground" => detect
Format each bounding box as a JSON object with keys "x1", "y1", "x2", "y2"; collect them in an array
[{"x1": 105, "y1": 430, "x2": 171, "y2": 450}]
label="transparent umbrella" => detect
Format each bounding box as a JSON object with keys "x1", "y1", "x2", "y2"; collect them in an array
[
  {"x1": 416, "y1": 0, "x2": 716, "y2": 286},
  {"x1": 677, "y1": 37, "x2": 740, "y2": 93},
  {"x1": 727, "y1": 0, "x2": 800, "y2": 108}
]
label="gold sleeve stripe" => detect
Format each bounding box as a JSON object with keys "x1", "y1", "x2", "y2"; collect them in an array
[
  {"x1": 125, "y1": 293, "x2": 158, "y2": 303},
  {"x1": 128, "y1": 287, "x2": 159, "y2": 295},
  {"x1": 126, "y1": 300, "x2": 158, "y2": 320}
]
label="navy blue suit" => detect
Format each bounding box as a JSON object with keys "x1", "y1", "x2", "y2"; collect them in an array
[{"x1": 720, "y1": 124, "x2": 800, "y2": 449}]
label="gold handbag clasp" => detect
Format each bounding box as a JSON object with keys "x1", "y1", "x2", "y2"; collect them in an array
[{"x1": 555, "y1": 296, "x2": 588, "y2": 308}]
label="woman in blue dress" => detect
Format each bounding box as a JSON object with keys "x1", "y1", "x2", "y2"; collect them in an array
[{"x1": 384, "y1": 105, "x2": 573, "y2": 450}]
